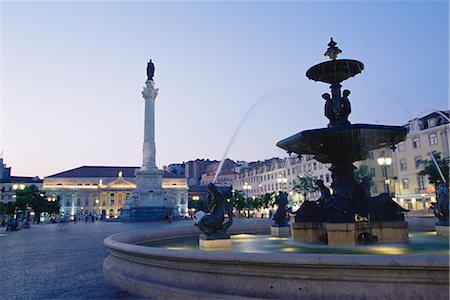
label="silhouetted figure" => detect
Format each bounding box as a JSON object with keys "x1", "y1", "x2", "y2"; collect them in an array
[
  {"x1": 272, "y1": 192, "x2": 290, "y2": 227},
  {"x1": 338, "y1": 89, "x2": 351, "y2": 124},
  {"x1": 146, "y1": 59, "x2": 155, "y2": 81},
  {"x1": 323, "y1": 93, "x2": 337, "y2": 127},
  {"x1": 433, "y1": 183, "x2": 449, "y2": 226}
]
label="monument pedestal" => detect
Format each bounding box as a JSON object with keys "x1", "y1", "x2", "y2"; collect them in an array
[
  {"x1": 292, "y1": 222, "x2": 326, "y2": 243},
  {"x1": 271, "y1": 225, "x2": 291, "y2": 237},
  {"x1": 120, "y1": 207, "x2": 166, "y2": 222},
  {"x1": 121, "y1": 168, "x2": 166, "y2": 221},
  {"x1": 436, "y1": 225, "x2": 449, "y2": 236},
  {"x1": 199, "y1": 234, "x2": 231, "y2": 251}
]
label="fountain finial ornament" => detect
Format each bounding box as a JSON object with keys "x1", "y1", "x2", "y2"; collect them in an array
[
  {"x1": 324, "y1": 37, "x2": 342, "y2": 60},
  {"x1": 146, "y1": 59, "x2": 155, "y2": 81}
]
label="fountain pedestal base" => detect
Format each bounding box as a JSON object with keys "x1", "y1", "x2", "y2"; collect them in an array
[
  {"x1": 292, "y1": 222, "x2": 326, "y2": 243},
  {"x1": 436, "y1": 225, "x2": 449, "y2": 236},
  {"x1": 326, "y1": 222, "x2": 372, "y2": 246},
  {"x1": 271, "y1": 225, "x2": 291, "y2": 237},
  {"x1": 199, "y1": 236, "x2": 231, "y2": 251},
  {"x1": 371, "y1": 221, "x2": 409, "y2": 243},
  {"x1": 326, "y1": 221, "x2": 409, "y2": 246}
]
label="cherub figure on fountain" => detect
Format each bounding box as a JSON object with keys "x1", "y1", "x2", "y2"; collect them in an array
[{"x1": 196, "y1": 183, "x2": 233, "y2": 239}]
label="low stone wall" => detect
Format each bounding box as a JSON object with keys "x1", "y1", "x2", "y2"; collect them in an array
[{"x1": 103, "y1": 222, "x2": 449, "y2": 299}]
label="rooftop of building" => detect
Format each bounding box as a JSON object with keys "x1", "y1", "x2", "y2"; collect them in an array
[{"x1": 46, "y1": 166, "x2": 183, "y2": 179}]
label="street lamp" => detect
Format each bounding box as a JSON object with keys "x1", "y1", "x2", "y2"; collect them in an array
[
  {"x1": 13, "y1": 184, "x2": 25, "y2": 191},
  {"x1": 243, "y1": 182, "x2": 252, "y2": 218},
  {"x1": 277, "y1": 175, "x2": 288, "y2": 191},
  {"x1": 377, "y1": 156, "x2": 392, "y2": 194}
]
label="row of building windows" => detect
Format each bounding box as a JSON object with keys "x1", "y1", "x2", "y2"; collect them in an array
[
  {"x1": 399, "y1": 156, "x2": 423, "y2": 171},
  {"x1": 397, "y1": 134, "x2": 438, "y2": 152}
]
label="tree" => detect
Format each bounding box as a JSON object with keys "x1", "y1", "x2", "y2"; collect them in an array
[
  {"x1": 0, "y1": 201, "x2": 15, "y2": 216},
  {"x1": 15, "y1": 185, "x2": 60, "y2": 223},
  {"x1": 419, "y1": 152, "x2": 449, "y2": 188},
  {"x1": 229, "y1": 190, "x2": 247, "y2": 215},
  {"x1": 293, "y1": 175, "x2": 317, "y2": 201},
  {"x1": 262, "y1": 192, "x2": 275, "y2": 208},
  {"x1": 354, "y1": 165, "x2": 374, "y2": 185},
  {"x1": 252, "y1": 196, "x2": 263, "y2": 211}
]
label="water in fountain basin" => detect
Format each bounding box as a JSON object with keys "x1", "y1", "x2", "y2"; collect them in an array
[{"x1": 145, "y1": 229, "x2": 449, "y2": 255}]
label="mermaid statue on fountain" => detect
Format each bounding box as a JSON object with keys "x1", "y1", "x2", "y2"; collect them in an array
[{"x1": 196, "y1": 183, "x2": 233, "y2": 239}]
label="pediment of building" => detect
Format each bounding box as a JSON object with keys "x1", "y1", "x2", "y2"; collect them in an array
[{"x1": 104, "y1": 177, "x2": 136, "y2": 189}]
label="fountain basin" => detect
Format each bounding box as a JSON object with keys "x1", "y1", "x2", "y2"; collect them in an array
[
  {"x1": 103, "y1": 221, "x2": 449, "y2": 299},
  {"x1": 276, "y1": 124, "x2": 406, "y2": 163},
  {"x1": 306, "y1": 59, "x2": 364, "y2": 83}
]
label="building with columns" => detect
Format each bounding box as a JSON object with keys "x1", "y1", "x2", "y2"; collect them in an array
[{"x1": 43, "y1": 166, "x2": 188, "y2": 218}]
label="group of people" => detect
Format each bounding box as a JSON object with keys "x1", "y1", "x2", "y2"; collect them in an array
[{"x1": 1, "y1": 216, "x2": 31, "y2": 231}]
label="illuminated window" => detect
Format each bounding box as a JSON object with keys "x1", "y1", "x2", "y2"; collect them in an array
[
  {"x1": 415, "y1": 156, "x2": 422, "y2": 169},
  {"x1": 118, "y1": 192, "x2": 123, "y2": 206},
  {"x1": 429, "y1": 134, "x2": 438, "y2": 145},
  {"x1": 417, "y1": 175, "x2": 425, "y2": 191},
  {"x1": 402, "y1": 179, "x2": 409, "y2": 189},
  {"x1": 400, "y1": 159, "x2": 407, "y2": 171},
  {"x1": 412, "y1": 137, "x2": 420, "y2": 149}
]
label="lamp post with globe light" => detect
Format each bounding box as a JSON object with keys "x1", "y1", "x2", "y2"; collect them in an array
[
  {"x1": 377, "y1": 156, "x2": 392, "y2": 195},
  {"x1": 243, "y1": 182, "x2": 252, "y2": 218},
  {"x1": 277, "y1": 175, "x2": 288, "y2": 192}
]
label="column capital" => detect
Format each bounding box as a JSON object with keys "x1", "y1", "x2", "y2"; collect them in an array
[{"x1": 142, "y1": 80, "x2": 159, "y2": 100}]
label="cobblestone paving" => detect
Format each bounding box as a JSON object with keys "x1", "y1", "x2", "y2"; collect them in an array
[{"x1": 0, "y1": 220, "x2": 194, "y2": 300}]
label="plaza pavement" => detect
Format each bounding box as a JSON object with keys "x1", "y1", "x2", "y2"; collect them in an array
[
  {"x1": 1, "y1": 219, "x2": 192, "y2": 299},
  {"x1": 0, "y1": 216, "x2": 436, "y2": 300}
]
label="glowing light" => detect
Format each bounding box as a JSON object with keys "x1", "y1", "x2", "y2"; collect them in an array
[
  {"x1": 165, "y1": 246, "x2": 196, "y2": 251},
  {"x1": 281, "y1": 247, "x2": 297, "y2": 252},
  {"x1": 268, "y1": 237, "x2": 289, "y2": 241},
  {"x1": 372, "y1": 246, "x2": 407, "y2": 255},
  {"x1": 232, "y1": 234, "x2": 255, "y2": 239}
]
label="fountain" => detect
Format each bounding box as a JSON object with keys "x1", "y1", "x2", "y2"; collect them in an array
[
  {"x1": 277, "y1": 38, "x2": 408, "y2": 246},
  {"x1": 103, "y1": 40, "x2": 449, "y2": 299}
]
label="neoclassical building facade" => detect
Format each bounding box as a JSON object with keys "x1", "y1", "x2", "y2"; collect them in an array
[{"x1": 43, "y1": 166, "x2": 188, "y2": 218}]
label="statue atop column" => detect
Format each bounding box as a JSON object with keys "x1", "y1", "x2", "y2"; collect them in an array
[{"x1": 146, "y1": 59, "x2": 155, "y2": 81}]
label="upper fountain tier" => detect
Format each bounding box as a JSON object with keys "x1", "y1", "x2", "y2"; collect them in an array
[
  {"x1": 277, "y1": 38, "x2": 406, "y2": 163},
  {"x1": 306, "y1": 38, "x2": 364, "y2": 84}
]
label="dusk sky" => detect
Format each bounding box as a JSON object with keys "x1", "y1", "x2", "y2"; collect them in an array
[{"x1": 1, "y1": 1, "x2": 448, "y2": 178}]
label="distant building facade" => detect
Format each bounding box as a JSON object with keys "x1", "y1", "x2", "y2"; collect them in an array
[
  {"x1": 43, "y1": 166, "x2": 188, "y2": 218},
  {"x1": 391, "y1": 111, "x2": 449, "y2": 210},
  {"x1": 185, "y1": 159, "x2": 218, "y2": 186},
  {"x1": 0, "y1": 158, "x2": 43, "y2": 203}
]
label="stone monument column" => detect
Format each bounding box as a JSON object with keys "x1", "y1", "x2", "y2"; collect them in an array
[
  {"x1": 141, "y1": 80, "x2": 159, "y2": 171},
  {"x1": 121, "y1": 60, "x2": 165, "y2": 221}
]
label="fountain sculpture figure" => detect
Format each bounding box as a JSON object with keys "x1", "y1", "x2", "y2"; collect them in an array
[
  {"x1": 433, "y1": 183, "x2": 449, "y2": 226},
  {"x1": 272, "y1": 192, "x2": 290, "y2": 227},
  {"x1": 196, "y1": 183, "x2": 233, "y2": 239}
]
